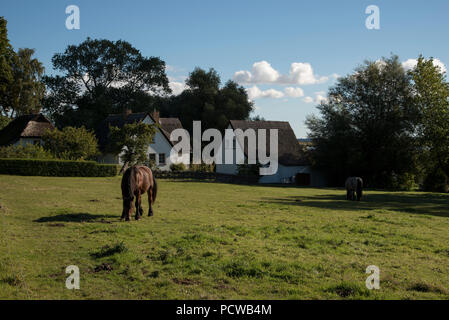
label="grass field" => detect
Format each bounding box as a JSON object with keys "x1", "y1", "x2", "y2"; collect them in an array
[{"x1": 1, "y1": 175, "x2": 449, "y2": 299}]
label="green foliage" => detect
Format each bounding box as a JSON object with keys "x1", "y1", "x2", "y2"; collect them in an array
[
  {"x1": 411, "y1": 56, "x2": 449, "y2": 191},
  {"x1": 42, "y1": 38, "x2": 170, "y2": 129},
  {"x1": 423, "y1": 167, "x2": 449, "y2": 193},
  {"x1": 42, "y1": 126, "x2": 99, "y2": 160},
  {"x1": 0, "y1": 144, "x2": 54, "y2": 159},
  {"x1": 6, "y1": 48, "x2": 45, "y2": 116},
  {"x1": 107, "y1": 122, "x2": 155, "y2": 167},
  {"x1": 169, "y1": 162, "x2": 186, "y2": 172},
  {"x1": 189, "y1": 162, "x2": 215, "y2": 172},
  {"x1": 0, "y1": 158, "x2": 117, "y2": 176},
  {"x1": 306, "y1": 55, "x2": 419, "y2": 188},
  {"x1": 0, "y1": 17, "x2": 13, "y2": 115},
  {"x1": 0, "y1": 114, "x2": 10, "y2": 129},
  {"x1": 390, "y1": 172, "x2": 417, "y2": 191}
]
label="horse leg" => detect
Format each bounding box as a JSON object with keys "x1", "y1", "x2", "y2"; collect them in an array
[
  {"x1": 135, "y1": 193, "x2": 141, "y2": 220},
  {"x1": 147, "y1": 189, "x2": 153, "y2": 217},
  {"x1": 346, "y1": 189, "x2": 350, "y2": 200},
  {"x1": 138, "y1": 193, "x2": 144, "y2": 217}
]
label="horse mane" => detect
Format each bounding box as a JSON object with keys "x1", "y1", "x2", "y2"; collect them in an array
[{"x1": 122, "y1": 166, "x2": 137, "y2": 200}]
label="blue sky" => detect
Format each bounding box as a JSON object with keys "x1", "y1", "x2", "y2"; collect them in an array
[{"x1": 1, "y1": 0, "x2": 448, "y2": 137}]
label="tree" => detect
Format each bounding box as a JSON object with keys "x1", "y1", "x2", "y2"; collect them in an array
[
  {"x1": 306, "y1": 55, "x2": 419, "y2": 188},
  {"x1": 411, "y1": 56, "x2": 449, "y2": 191},
  {"x1": 42, "y1": 126, "x2": 99, "y2": 160},
  {"x1": 160, "y1": 68, "x2": 253, "y2": 133},
  {"x1": 0, "y1": 17, "x2": 13, "y2": 114},
  {"x1": 43, "y1": 38, "x2": 171, "y2": 129},
  {"x1": 0, "y1": 114, "x2": 10, "y2": 129},
  {"x1": 5, "y1": 48, "x2": 45, "y2": 116},
  {"x1": 0, "y1": 17, "x2": 45, "y2": 117},
  {"x1": 107, "y1": 122, "x2": 156, "y2": 173}
]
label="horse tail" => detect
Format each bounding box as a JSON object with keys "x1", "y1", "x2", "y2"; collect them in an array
[
  {"x1": 357, "y1": 178, "x2": 363, "y2": 199},
  {"x1": 152, "y1": 175, "x2": 157, "y2": 204}
]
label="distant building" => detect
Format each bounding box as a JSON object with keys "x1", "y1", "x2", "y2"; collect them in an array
[
  {"x1": 216, "y1": 120, "x2": 327, "y2": 186},
  {"x1": 0, "y1": 113, "x2": 55, "y2": 147},
  {"x1": 96, "y1": 110, "x2": 188, "y2": 171}
]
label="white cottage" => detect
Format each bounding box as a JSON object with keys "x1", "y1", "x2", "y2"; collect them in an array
[
  {"x1": 97, "y1": 110, "x2": 189, "y2": 171},
  {"x1": 0, "y1": 113, "x2": 55, "y2": 147},
  {"x1": 215, "y1": 120, "x2": 327, "y2": 187}
]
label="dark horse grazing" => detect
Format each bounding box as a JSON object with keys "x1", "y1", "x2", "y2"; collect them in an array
[
  {"x1": 345, "y1": 177, "x2": 363, "y2": 201},
  {"x1": 121, "y1": 165, "x2": 157, "y2": 221}
]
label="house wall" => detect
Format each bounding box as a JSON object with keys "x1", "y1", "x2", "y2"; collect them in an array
[
  {"x1": 97, "y1": 115, "x2": 189, "y2": 171},
  {"x1": 14, "y1": 138, "x2": 43, "y2": 146},
  {"x1": 215, "y1": 124, "x2": 328, "y2": 186}
]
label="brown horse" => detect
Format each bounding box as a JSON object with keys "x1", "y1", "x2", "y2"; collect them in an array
[{"x1": 121, "y1": 165, "x2": 157, "y2": 221}]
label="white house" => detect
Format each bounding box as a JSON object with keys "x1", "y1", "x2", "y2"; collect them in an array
[
  {"x1": 0, "y1": 113, "x2": 55, "y2": 147},
  {"x1": 96, "y1": 110, "x2": 189, "y2": 171},
  {"x1": 215, "y1": 120, "x2": 327, "y2": 186}
]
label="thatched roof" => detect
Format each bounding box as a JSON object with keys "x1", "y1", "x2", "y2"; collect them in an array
[
  {"x1": 96, "y1": 112, "x2": 183, "y2": 150},
  {"x1": 229, "y1": 120, "x2": 309, "y2": 166},
  {"x1": 0, "y1": 114, "x2": 55, "y2": 146}
]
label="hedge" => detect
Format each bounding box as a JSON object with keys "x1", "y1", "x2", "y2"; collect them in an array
[{"x1": 0, "y1": 158, "x2": 118, "y2": 177}]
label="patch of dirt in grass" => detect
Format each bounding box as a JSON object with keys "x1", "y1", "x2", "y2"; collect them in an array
[
  {"x1": 407, "y1": 282, "x2": 448, "y2": 295},
  {"x1": 91, "y1": 242, "x2": 128, "y2": 259},
  {"x1": 172, "y1": 278, "x2": 201, "y2": 285},
  {"x1": 0, "y1": 274, "x2": 23, "y2": 287},
  {"x1": 94, "y1": 263, "x2": 113, "y2": 273},
  {"x1": 325, "y1": 282, "x2": 371, "y2": 298}
]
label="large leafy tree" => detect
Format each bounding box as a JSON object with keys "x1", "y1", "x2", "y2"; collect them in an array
[
  {"x1": 160, "y1": 67, "x2": 253, "y2": 133},
  {"x1": 43, "y1": 38, "x2": 171, "y2": 129},
  {"x1": 306, "y1": 55, "x2": 419, "y2": 187},
  {"x1": 0, "y1": 18, "x2": 45, "y2": 117},
  {"x1": 411, "y1": 56, "x2": 449, "y2": 191},
  {"x1": 0, "y1": 17, "x2": 13, "y2": 112}
]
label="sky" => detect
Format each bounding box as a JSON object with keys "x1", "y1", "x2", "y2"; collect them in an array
[{"x1": 1, "y1": 0, "x2": 448, "y2": 138}]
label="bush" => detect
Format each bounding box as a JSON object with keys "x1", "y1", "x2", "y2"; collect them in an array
[
  {"x1": 390, "y1": 172, "x2": 417, "y2": 191},
  {"x1": 423, "y1": 167, "x2": 449, "y2": 193},
  {"x1": 42, "y1": 126, "x2": 99, "y2": 160},
  {"x1": 190, "y1": 163, "x2": 215, "y2": 172},
  {"x1": 0, "y1": 158, "x2": 118, "y2": 177},
  {"x1": 170, "y1": 163, "x2": 186, "y2": 172},
  {"x1": 0, "y1": 144, "x2": 54, "y2": 159}
]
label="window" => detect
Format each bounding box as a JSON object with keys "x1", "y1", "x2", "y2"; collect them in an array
[
  {"x1": 149, "y1": 153, "x2": 156, "y2": 163},
  {"x1": 158, "y1": 153, "x2": 166, "y2": 165}
]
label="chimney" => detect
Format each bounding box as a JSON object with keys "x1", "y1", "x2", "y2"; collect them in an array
[
  {"x1": 151, "y1": 109, "x2": 160, "y2": 124},
  {"x1": 123, "y1": 108, "x2": 132, "y2": 119}
]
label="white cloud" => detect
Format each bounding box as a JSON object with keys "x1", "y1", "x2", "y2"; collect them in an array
[
  {"x1": 246, "y1": 85, "x2": 284, "y2": 100},
  {"x1": 169, "y1": 81, "x2": 186, "y2": 95},
  {"x1": 303, "y1": 96, "x2": 314, "y2": 103},
  {"x1": 284, "y1": 87, "x2": 304, "y2": 98},
  {"x1": 402, "y1": 58, "x2": 447, "y2": 73},
  {"x1": 233, "y1": 61, "x2": 329, "y2": 85},
  {"x1": 303, "y1": 91, "x2": 328, "y2": 104}
]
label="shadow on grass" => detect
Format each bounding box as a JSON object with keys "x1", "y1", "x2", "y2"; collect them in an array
[
  {"x1": 261, "y1": 192, "x2": 449, "y2": 218},
  {"x1": 34, "y1": 212, "x2": 118, "y2": 223}
]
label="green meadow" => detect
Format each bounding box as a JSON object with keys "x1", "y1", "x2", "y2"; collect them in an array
[{"x1": 1, "y1": 175, "x2": 448, "y2": 299}]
